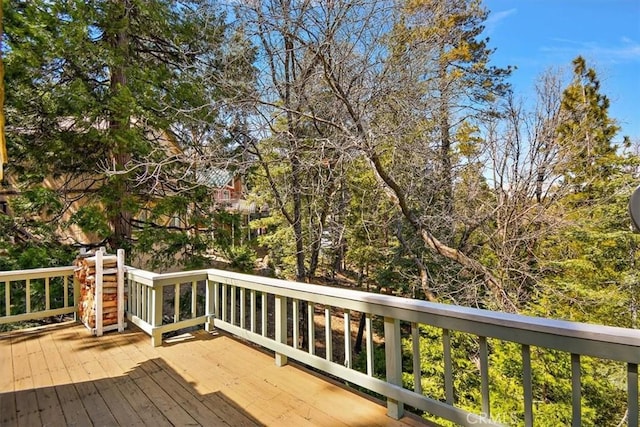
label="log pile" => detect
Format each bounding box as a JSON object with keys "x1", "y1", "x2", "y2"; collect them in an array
[{"x1": 74, "y1": 248, "x2": 126, "y2": 335}]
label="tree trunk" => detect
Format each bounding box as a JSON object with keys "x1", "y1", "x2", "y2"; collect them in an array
[
  {"x1": 438, "y1": 49, "x2": 453, "y2": 222},
  {"x1": 106, "y1": 1, "x2": 131, "y2": 249}
]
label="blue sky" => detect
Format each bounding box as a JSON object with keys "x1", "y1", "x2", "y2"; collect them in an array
[{"x1": 482, "y1": 0, "x2": 640, "y2": 143}]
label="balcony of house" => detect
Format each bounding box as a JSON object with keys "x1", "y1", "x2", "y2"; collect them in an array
[{"x1": 1, "y1": 263, "x2": 639, "y2": 427}]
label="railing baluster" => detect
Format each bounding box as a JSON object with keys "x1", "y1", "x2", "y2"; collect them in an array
[
  {"x1": 146, "y1": 286, "x2": 152, "y2": 323},
  {"x1": 240, "y1": 287, "x2": 246, "y2": 329},
  {"x1": 293, "y1": 299, "x2": 299, "y2": 349},
  {"x1": 138, "y1": 281, "x2": 144, "y2": 319},
  {"x1": 275, "y1": 295, "x2": 287, "y2": 367},
  {"x1": 139, "y1": 282, "x2": 145, "y2": 320},
  {"x1": 522, "y1": 344, "x2": 533, "y2": 427},
  {"x1": 250, "y1": 289, "x2": 256, "y2": 333},
  {"x1": 366, "y1": 313, "x2": 373, "y2": 376},
  {"x1": 191, "y1": 280, "x2": 197, "y2": 319},
  {"x1": 629, "y1": 363, "x2": 638, "y2": 427},
  {"x1": 174, "y1": 283, "x2": 180, "y2": 323},
  {"x1": 572, "y1": 353, "x2": 581, "y2": 427},
  {"x1": 213, "y1": 282, "x2": 220, "y2": 320},
  {"x1": 129, "y1": 280, "x2": 136, "y2": 316},
  {"x1": 205, "y1": 279, "x2": 215, "y2": 332},
  {"x1": 308, "y1": 302, "x2": 315, "y2": 355},
  {"x1": 63, "y1": 275, "x2": 69, "y2": 308},
  {"x1": 5, "y1": 280, "x2": 10, "y2": 316},
  {"x1": 479, "y1": 336, "x2": 490, "y2": 418},
  {"x1": 412, "y1": 322, "x2": 422, "y2": 394},
  {"x1": 325, "y1": 306, "x2": 332, "y2": 362},
  {"x1": 26, "y1": 279, "x2": 31, "y2": 313},
  {"x1": 231, "y1": 285, "x2": 237, "y2": 325},
  {"x1": 443, "y1": 329, "x2": 454, "y2": 404},
  {"x1": 73, "y1": 274, "x2": 79, "y2": 321},
  {"x1": 45, "y1": 277, "x2": 50, "y2": 311},
  {"x1": 344, "y1": 310, "x2": 352, "y2": 368},
  {"x1": 222, "y1": 283, "x2": 228, "y2": 323},
  {"x1": 261, "y1": 292, "x2": 267, "y2": 337}
]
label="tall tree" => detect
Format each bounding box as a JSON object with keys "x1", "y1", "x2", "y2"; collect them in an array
[
  {"x1": 556, "y1": 56, "x2": 621, "y2": 204},
  {"x1": 536, "y1": 57, "x2": 639, "y2": 326},
  {"x1": 396, "y1": 0, "x2": 512, "y2": 222},
  {"x1": 0, "y1": 2, "x2": 6, "y2": 181},
  {"x1": 238, "y1": 0, "x2": 353, "y2": 281},
  {"x1": 4, "y1": 0, "x2": 254, "y2": 262},
  {"x1": 309, "y1": 0, "x2": 515, "y2": 309}
]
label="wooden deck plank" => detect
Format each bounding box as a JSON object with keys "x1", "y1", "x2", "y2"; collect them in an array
[
  {"x1": 28, "y1": 336, "x2": 67, "y2": 427},
  {"x1": 11, "y1": 336, "x2": 42, "y2": 427},
  {"x1": 104, "y1": 338, "x2": 199, "y2": 427},
  {"x1": 93, "y1": 356, "x2": 155, "y2": 427},
  {"x1": 139, "y1": 360, "x2": 234, "y2": 426},
  {"x1": 0, "y1": 334, "x2": 17, "y2": 427},
  {"x1": 55, "y1": 330, "x2": 121, "y2": 427},
  {"x1": 73, "y1": 334, "x2": 147, "y2": 427},
  {"x1": 143, "y1": 348, "x2": 262, "y2": 426},
  {"x1": 96, "y1": 343, "x2": 173, "y2": 427},
  {"x1": 0, "y1": 323, "x2": 427, "y2": 427},
  {"x1": 43, "y1": 328, "x2": 97, "y2": 427}
]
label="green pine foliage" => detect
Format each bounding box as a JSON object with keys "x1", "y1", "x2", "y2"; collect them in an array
[{"x1": 3, "y1": 0, "x2": 256, "y2": 267}]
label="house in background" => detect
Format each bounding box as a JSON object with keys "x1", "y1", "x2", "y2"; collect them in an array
[
  {"x1": 197, "y1": 167, "x2": 245, "y2": 209},
  {"x1": 1, "y1": 117, "x2": 257, "y2": 248}
]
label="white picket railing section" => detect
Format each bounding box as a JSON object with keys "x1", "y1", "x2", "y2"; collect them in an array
[
  {"x1": 0, "y1": 266, "x2": 77, "y2": 325},
  {"x1": 1, "y1": 265, "x2": 639, "y2": 426}
]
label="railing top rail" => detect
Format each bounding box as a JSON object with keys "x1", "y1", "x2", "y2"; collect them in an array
[
  {"x1": 204, "y1": 268, "x2": 640, "y2": 349},
  {"x1": 126, "y1": 267, "x2": 209, "y2": 287},
  {"x1": 0, "y1": 266, "x2": 75, "y2": 281}
]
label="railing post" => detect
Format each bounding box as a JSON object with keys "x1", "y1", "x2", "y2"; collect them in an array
[
  {"x1": 384, "y1": 316, "x2": 404, "y2": 419},
  {"x1": 151, "y1": 284, "x2": 163, "y2": 347},
  {"x1": 117, "y1": 249, "x2": 125, "y2": 332},
  {"x1": 275, "y1": 294, "x2": 288, "y2": 367},
  {"x1": 205, "y1": 278, "x2": 215, "y2": 332},
  {"x1": 95, "y1": 250, "x2": 103, "y2": 337},
  {"x1": 72, "y1": 274, "x2": 80, "y2": 321}
]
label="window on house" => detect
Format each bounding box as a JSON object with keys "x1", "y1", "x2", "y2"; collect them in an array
[{"x1": 223, "y1": 190, "x2": 231, "y2": 200}]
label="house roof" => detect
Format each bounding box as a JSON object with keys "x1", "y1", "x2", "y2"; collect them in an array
[{"x1": 196, "y1": 167, "x2": 234, "y2": 188}]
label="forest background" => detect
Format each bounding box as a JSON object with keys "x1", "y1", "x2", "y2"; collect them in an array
[{"x1": 2, "y1": 1, "x2": 639, "y2": 425}]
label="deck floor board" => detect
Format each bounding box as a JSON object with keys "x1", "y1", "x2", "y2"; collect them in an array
[{"x1": 0, "y1": 323, "x2": 427, "y2": 427}]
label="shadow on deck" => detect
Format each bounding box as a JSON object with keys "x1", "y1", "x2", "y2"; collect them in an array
[{"x1": 0, "y1": 323, "x2": 428, "y2": 426}]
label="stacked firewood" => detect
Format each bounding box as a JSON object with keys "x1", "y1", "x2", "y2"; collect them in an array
[{"x1": 75, "y1": 250, "x2": 123, "y2": 331}]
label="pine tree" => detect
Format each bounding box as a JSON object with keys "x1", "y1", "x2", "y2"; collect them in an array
[
  {"x1": 537, "y1": 56, "x2": 639, "y2": 327},
  {"x1": 556, "y1": 56, "x2": 621, "y2": 204},
  {"x1": 4, "y1": 0, "x2": 254, "y2": 264}
]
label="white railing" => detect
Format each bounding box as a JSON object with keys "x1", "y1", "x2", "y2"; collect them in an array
[
  {"x1": 125, "y1": 268, "x2": 210, "y2": 346},
  {"x1": 0, "y1": 266, "x2": 77, "y2": 325},
  {"x1": 125, "y1": 267, "x2": 640, "y2": 427},
  {"x1": 3, "y1": 265, "x2": 639, "y2": 426}
]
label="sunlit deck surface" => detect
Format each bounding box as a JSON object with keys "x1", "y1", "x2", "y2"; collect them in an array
[{"x1": 0, "y1": 322, "x2": 427, "y2": 427}]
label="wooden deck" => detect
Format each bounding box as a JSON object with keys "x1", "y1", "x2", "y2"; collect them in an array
[{"x1": 0, "y1": 322, "x2": 428, "y2": 427}]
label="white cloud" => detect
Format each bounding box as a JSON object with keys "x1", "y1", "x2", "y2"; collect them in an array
[
  {"x1": 540, "y1": 37, "x2": 640, "y2": 64},
  {"x1": 484, "y1": 8, "x2": 517, "y2": 35}
]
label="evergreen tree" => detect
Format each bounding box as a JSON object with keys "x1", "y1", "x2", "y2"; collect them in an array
[
  {"x1": 3, "y1": 0, "x2": 255, "y2": 265},
  {"x1": 537, "y1": 56, "x2": 639, "y2": 327},
  {"x1": 556, "y1": 56, "x2": 621, "y2": 204}
]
